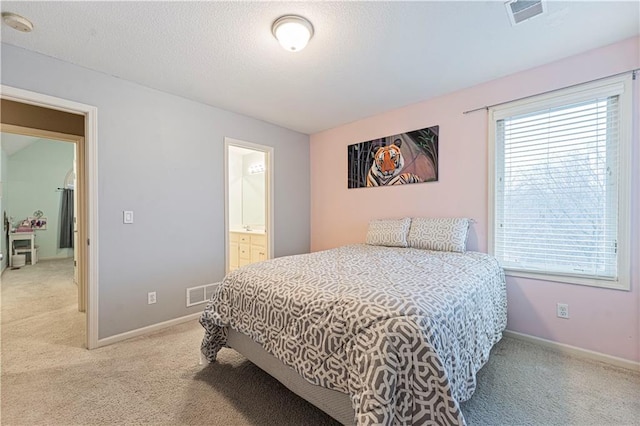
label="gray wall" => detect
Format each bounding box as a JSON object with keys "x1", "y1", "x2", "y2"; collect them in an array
[{"x1": 1, "y1": 44, "x2": 311, "y2": 339}]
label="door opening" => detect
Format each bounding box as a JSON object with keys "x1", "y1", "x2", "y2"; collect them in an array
[
  {"x1": 224, "y1": 138, "x2": 274, "y2": 274},
  {"x1": 0, "y1": 128, "x2": 86, "y2": 335},
  {"x1": 1, "y1": 85, "x2": 98, "y2": 349}
]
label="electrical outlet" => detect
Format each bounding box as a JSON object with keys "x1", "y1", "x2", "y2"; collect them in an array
[
  {"x1": 148, "y1": 291, "x2": 156, "y2": 305},
  {"x1": 556, "y1": 303, "x2": 569, "y2": 319}
]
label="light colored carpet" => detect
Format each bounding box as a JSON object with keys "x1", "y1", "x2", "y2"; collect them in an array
[{"x1": 1, "y1": 260, "x2": 639, "y2": 425}]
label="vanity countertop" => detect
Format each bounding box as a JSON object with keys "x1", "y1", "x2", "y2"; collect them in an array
[{"x1": 230, "y1": 229, "x2": 266, "y2": 235}]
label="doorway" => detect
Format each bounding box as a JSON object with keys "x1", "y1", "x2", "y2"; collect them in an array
[
  {"x1": 1, "y1": 129, "x2": 85, "y2": 337},
  {"x1": 0, "y1": 85, "x2": 98, "y2": 349},
  {"x1": 224, "y1": 137, "x2": 274, "y2": 274},
  {"x1": 1, "y1": 134, "x2": 77, "y2": 270}
]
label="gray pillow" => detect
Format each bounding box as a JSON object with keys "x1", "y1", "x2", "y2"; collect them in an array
[
  {"x1": 408, "y1": 217, "x2": 470, "y2": 252},
  {"x1": 366, "y1": 218, "x2": 411, "y2": 248}
]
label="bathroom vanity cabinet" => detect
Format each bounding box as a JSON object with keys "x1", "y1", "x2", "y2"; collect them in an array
[{"x1": 229, "y1": 231, "x2": 267, "y2": 271}]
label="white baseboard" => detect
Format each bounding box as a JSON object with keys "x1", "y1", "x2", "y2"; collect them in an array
[
  {"x1": 96, "y1": 311, "x2": 203, "y2": 348},
  {"x1": 504, "y1": 330, "x2": 640, "y2": 372},
  {"x1": 38, "y1": 256, "x2": 74, "y2": 261}
]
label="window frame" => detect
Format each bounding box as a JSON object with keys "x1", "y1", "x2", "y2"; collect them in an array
[{"x1": 488, "y1": 74, "x2": 633, "y2": 290}]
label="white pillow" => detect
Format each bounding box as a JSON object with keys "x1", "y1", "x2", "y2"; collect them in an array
[
  {"x1": 366, "y1": 218, "x2": 411, "y2": 248},
  {"x1": 408, "y1": 217, "x2": 470, "y2": 253}
]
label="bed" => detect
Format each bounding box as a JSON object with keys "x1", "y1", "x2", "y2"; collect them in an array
[{"x1": 200, "y1": 232, "x2": 507, "y2": 425}]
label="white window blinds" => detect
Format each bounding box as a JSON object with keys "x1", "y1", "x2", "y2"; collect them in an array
[
  {"x1": 491, "y1": 75, "x2": 630, "y2": 286},
  {"x1": 494, "y1": 93, "x2": 622, "y2": 281}
]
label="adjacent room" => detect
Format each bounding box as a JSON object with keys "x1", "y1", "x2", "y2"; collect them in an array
[
  {"x1": 1, "y1": 1, "x2": 638, "y2": 425},
  {"x1": 1, "y1": 131, "x2": 86, "y2": 348}
]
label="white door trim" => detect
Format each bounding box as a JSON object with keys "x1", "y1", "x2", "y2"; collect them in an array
[
  {"x1": 1, "y1": 84, "x2": 100, "y2": 349},
  {"x1": 224, "y1": 137, "x2": 274, "y2": 274}
]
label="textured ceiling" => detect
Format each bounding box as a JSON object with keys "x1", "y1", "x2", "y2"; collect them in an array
[{"x1": 1, "y1": 1, "x2": 638, "y2": 134}]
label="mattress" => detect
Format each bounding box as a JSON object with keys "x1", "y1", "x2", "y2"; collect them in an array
[{"x1": 200, "y1": 244, "x2": 507, "y2": 425}]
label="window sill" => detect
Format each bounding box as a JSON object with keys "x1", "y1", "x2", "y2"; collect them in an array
[{"x1": 503, "y1": 268, "x2": 630, "y2": 291}]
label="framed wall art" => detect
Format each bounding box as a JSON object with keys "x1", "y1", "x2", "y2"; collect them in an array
[
  {"x1": 347, "y1": 125, "x2": 438, "y2": 188},
  {"x1": 28, "y1": 216, "x2": 47, "y2": 230}
]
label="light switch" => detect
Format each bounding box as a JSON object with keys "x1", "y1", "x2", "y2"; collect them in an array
[{"x1": 123, "y1": 210, "x2": 134, "y2": 224}]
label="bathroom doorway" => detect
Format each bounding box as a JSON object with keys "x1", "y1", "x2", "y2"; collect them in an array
[{"x1": 224, "y1": 137, "x2": 273, "y2": 274}]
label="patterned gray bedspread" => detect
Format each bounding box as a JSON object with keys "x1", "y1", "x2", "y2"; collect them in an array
[{"x1": 200, "y1": 244, "x2": 506, "y2": 425}]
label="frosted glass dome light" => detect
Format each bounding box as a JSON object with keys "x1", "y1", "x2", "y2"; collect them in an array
[{"x1": 272, "y1": 15, "x2": 314, "y2": 52}]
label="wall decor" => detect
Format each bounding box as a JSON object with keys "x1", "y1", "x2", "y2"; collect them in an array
[
  {"x1": 347, "y1": 125, "x2": 438, "y2": 188},
  {"x1": 28, "y1": 216, "x2": 47, "y2": 230}
]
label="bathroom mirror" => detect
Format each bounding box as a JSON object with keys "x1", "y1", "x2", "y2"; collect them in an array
[
  {"x1": 242, "y1": 152, "x2": 265, "y2": 228},
  {"x1": 227, "y1": 146, "x2": 266, "y2": 230}
]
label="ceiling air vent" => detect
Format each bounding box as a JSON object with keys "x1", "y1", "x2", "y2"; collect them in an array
[{"x1": 505, "y1": 0, "x2": 546, "y2": 25}]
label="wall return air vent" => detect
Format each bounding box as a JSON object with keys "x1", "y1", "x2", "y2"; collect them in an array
[
  {"x1": 505, "y1": 0, "x2": 546, "y2": 25},
  {"x1": 186, "y1": 282, "x2": 220, "y2": 307}
]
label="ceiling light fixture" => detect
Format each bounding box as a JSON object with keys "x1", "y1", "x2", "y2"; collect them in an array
[
  {"x1": 2, "y1": 12, "x2": 33, "y2": 33},
  {"x1": 272, "y1": 15, "x2": 314, "y2": 52}
]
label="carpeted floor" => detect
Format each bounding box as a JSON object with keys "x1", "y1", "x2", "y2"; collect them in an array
[{"x1": 1, "y1": 259, "x2": 639, "y2": 425}]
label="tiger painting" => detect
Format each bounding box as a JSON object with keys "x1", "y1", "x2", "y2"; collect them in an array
[{"x1": 366, "y1": 139, "x2": 423, "y2": 187}]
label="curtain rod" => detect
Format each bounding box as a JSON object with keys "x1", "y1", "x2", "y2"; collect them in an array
[{"x1": 462, "y1": 68, "x2": 638, "y2": 115}]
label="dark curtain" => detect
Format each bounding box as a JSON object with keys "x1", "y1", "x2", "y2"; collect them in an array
[{"x1": 59, "y1": 189, "x2": 74, "y2": 248}]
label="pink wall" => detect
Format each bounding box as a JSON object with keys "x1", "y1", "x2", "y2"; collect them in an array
[{"x1": 310, "y1": 37, "x2": 640, "y2": 363}]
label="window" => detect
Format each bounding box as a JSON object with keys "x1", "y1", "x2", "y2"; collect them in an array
[{"x1": 489, "y1": 75, "x2": 632, "y2": 290}]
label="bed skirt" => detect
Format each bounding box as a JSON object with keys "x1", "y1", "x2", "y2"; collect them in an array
[{"x1": 227, "y1": 328, "x2": 355, "y2": 425}]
